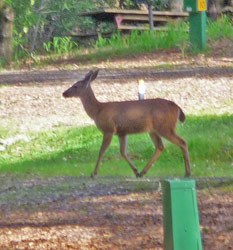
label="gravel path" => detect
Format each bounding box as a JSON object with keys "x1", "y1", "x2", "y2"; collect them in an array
[
  {"x1": 0, "y1": 72, "x2": 232, "y2": 132},
  {"x1": 0, "y1": 67, "x2": 233, "y2": 84}
]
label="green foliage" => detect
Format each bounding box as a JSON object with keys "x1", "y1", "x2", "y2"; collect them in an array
[
  {"x1": 95, "y1": 22, "x2": 189, "y2": 55},
  {"x1": 2, "y1": 0, "x2": 232, "y2": 64},
  {"x1": 207, "y1": 15, "x2": 233, "y2": 41},
  {"x1": 0, "y1": 115, "x2": 232, "y2": 178},
  {"x1": 136, "y1": 0, "x2": 169, "y2": 10},
  {"x1": 79, "y1": 17, "x2": 96, "y2": 33},
  {"x1": 43, "y1": 37, "x2": 78, "y2": 54},
  {"x1": 4, "y1": 0, "x2": 95, "y2": 57},
  {"x1": 0, "y1": 59, "x2": 6, "y2": 68},
  {"x1": 88, "y1": 16, "x2": 232, "y2": 61},
  {"x1": 98, "y1": 21, "x2": 116, "y2": 33},
  {"x1": 114, "y1": 0, "x2": 169, "y2": 10}
]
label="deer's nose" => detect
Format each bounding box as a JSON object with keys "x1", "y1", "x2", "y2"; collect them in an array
[{"x1": 63, "y1": 91, "x2": 68, "y2": 98}]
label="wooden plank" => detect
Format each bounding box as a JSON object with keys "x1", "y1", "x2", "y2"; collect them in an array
[
  {"x1": 69, "y1": 31, "x2": 113, "y2": 38},
  {"x1": 117, "y1": 25, "x2": 169, "y2": 31},
  {"x1": 116, "y1": 14, "x2": 174, "y2": 22},
  {"x1": 105, "y1": 9, "x2": 189, "y2": 17},
  {"x1": 81, "y1": 8, "x2": 188, "y2": 17},
  {"x1": 118, "y1": 25, "x2": 149, "y2": 30},
  {"x1": 70, "y1": 32, "x2": 98, "y2": 37}
]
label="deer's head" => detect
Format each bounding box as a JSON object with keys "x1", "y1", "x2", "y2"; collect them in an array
[{"x1": 63, "y1": 69, "x2": 99, "y2": 98}]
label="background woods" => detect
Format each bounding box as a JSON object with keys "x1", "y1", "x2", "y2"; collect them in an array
[{"x1": 0, "y1": 0, "x2": 232, "y2": 62}]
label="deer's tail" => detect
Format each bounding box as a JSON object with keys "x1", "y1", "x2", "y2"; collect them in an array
[{"x1": 179, "y1": 107, "x2": 186, "y2": 123}]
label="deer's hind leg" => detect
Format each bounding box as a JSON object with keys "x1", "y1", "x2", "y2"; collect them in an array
[
  {"x1": 139, "y1": 132, "x2": 164, "y2": 177},
  {"x1": 163, "y1": 130, "x2": 191, "y2": 177},
  {"x1": 119, "y1": 135, "x2": 139, "y2": 176}
]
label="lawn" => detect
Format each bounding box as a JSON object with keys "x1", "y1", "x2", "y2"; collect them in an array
[{"x1": 1, "y1": 114, "x2": 232, "y2": 178}]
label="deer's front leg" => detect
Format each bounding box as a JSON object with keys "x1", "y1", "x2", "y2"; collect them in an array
[
  {"x1": 91, "y1": 133, "x2": 113, "y2": 178},
  {"x1": 119, "y1": 135, "x2": 139, "y2": 177}
]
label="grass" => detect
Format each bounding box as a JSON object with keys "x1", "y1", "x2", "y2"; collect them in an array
[
  {"x1": 0, "y1": 115, "x2": 232, "y2": 178},
  {"x1": 95, "y1": 22, "x2": 189, "y2": 55},
  {"x1": 91, "y1": 15, "x2": 233, "y2": 60},
  {"x1": 73, "y1": 22, "x2": 189, "y2": 63},
  {"x1": 43, "y1": 37, "x2": 78, "y2": 55},
  {"x1": 207, "y1": 15, "x2": 233, "y2": 41}
]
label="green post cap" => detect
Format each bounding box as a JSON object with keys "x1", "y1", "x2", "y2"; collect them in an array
[{"x1": 162, "y1": 179, "x2": 203, "y2": 250}]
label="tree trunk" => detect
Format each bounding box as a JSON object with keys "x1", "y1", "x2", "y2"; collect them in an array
[
  {"x1": 207, "y1": 0, "x2": 219, "y2": 20},
  {"x1": 0, "y1": 4, "x2": 14, "y2": 62},
  {"x1": 207, "y1": 0, "x2": 233, "y2": 21},
  {"x1": 170, "y1": 0, "x2": 183, "y2": 12},
  {"x1": 148, "y1": 4, "x2": 154, "y2": 30}
]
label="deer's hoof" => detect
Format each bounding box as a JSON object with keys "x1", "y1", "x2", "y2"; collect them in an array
[
  {"x1": 90, "y1": 172, "x2": 97, "y2": 178},
  {"x1": 136, "y1": 172, "x2": 144, "y2": 178},
  {"x1": 185, "y1": 172, "x2": 191, "y2": 177}
]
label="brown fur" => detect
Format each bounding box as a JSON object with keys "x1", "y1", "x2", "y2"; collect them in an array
[{"x1": 63, "y1": 70, "x2": 191, "y2": 178}]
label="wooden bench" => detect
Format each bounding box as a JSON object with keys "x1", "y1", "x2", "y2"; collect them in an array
[{"x1": 81, "y1": 9, "x2": 188, "y2": 32}]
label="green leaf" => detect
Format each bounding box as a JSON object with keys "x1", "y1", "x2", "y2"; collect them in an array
[{"x1": 23, "y1": 26, "x2": 28, "y2": 34}]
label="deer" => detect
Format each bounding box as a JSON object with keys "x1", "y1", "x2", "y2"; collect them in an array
[{"x1": 63, "y1": 69, "x2": 191, "y2": 178}]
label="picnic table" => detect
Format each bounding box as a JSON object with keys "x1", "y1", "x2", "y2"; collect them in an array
[{"x1": 80, "y1": 8, "x2": 188, "y2": 33}]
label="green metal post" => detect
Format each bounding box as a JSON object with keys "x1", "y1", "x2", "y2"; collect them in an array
[
  {"x1": 189, "y1": 11, "x2": 206, "y2": 50},
  {"x1": 162, "y1": 179, "x2": 203, "y2": 250},
  {"x1": 184, "y1": 0, "x2": 207, "y2": 50}
]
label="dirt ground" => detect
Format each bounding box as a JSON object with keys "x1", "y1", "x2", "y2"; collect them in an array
[
  {"x1": 0, "y1": 43, "x2": 233, "y2": 249},
  {"x1": 0, "y1": 177, "x2": 232, "y2": 250}
]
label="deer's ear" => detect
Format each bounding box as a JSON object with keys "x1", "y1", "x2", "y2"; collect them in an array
[
  {"x1": 90, "y1": 69, "x2": 99, "y2": 82},
  {"x1": 84, "y1": 70, "x2": 94, "y2": 82}
]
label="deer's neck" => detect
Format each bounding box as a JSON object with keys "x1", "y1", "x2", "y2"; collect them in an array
[{"x1": 80, "y1": 86, "x2": 101, "y2": 120}]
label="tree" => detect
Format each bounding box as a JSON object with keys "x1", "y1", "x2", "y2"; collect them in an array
[
  {"x1": 0, "y1": 1, "x2": 14, "y2": 62},
  {"x1": 4, "y1": 0, "x2": 96, "y2": 53},
  {"x1": 169, "y1": 0, "x2": 183, "y2": 13},
  {"x1": 207, "y1": 0, "x2": 233, "y2": 20}
]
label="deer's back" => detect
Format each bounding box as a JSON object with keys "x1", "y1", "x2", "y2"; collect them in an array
[{"x1": 95, "y1": 98, "x2": 180, "y2": 136}]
